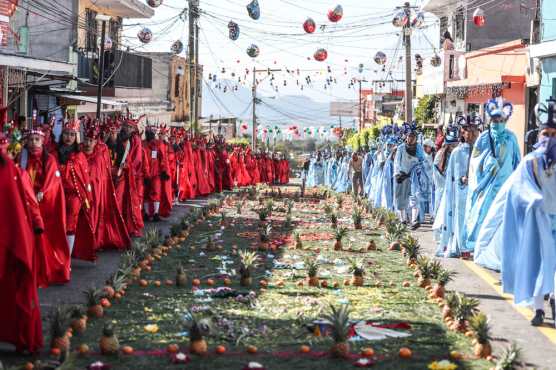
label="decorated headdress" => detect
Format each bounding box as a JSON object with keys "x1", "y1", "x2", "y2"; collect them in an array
[
  {"x1": 423, "y1": 138, "x2": 435, "y2": 148},
  {"x1": 444, "y1": 124, "x2": 460, "y2": 144},
  {"x1": 456, "y1": 114, "x2": 483, "y2": 129},
  {"x1": 402, "y1": 122, "x2": 418, "y2": 135},
  {"x1": 159, "y1": 124, "x2": 170, "y2": 136},
  {"x1": 63, "y1": 119, "x2": 81, "y2": 132},
  {"x1": 0, "y1": 132, "x2": 8, "y2": 147},
  {"x1": 84, "y1": 120, "x2": 100, "y2": 139},
  {"x1": 485, "y1": 98, "x2": 513, "y2": 121},
  {"x1": 24, "y1": 124, "x2": 46, "y2": 138},
  {"x1": 145, "y1": 124, "x2": 158, "y2": 134},
  {"x1": 534, "y1": 96, "x2": 556, "y2": 131}
]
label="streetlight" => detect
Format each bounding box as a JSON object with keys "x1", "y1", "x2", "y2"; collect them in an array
[
  {"x1": 392, "y1": 2, "x2": 425, "y2": 123},
  {"x1": 96, "y1": 14, "x2": 111, "y2": 119}
]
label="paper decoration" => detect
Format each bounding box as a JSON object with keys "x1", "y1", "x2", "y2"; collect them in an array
[
  {"x1": 373, "y1": 51, "x2": 387, "y2": 65},
  {"x1": 327, "y1": 5, "x2": 343, "y2": 22},
  {"x1": 171, "y1": 40, "x2": 184, "y2": 54},
  {"x1": 247, "y1": 0, "x2": 260, "y2": 20},
  {"x1": 247, "y1": 44, "x2": 260, "y2": 58},
  {"x1": 473, "y1": 8, "x2": 485, "y2": 27},
  {"x1": 313, "y1": 48, "x2": 328, "y2": 62},
  {"x1": 137, "y1": 27, "x2": 153, "y2": 44},
  {"x1": 228, "y1": 20, "x2": 240, "y2": 40},
  {"x1": 147, "y1": 0, "x2": 163, "y2": 7},
  {"x1": 303, "y1": 18, "x2": 316, "y2": 34}
]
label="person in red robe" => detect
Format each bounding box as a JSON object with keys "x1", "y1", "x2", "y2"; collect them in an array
[
  {"x1": 214, "y1": 138, "x2": 232, "y2": 192},
  {"x1": 0, "y1": 148, "x2": 43, "y2": 353},
  {"x1": 280, "y1": 155, "x2": 290, "y2": 184},
  {"x1": 244, "y1": 147, "x2": 259, "y2": 185},
  {"x1": 206, "y1": 142, "x2": 216, "y2": 193},
  {"x1": 159, "y1": 125, "x2": 175, "y2": 218},
  {"x1": 142, "y1": 126, "x2": 169, "y2": 221},
  {"x1": 111, "y1": 119, "x2": 145, "y2": 237},
  {"x1": 81, "y1": 123, "x2": 130, "y2": 252},
  {"x1": 193, "y1": 137, "x2": 210, "y2": 195},
  {"x1": 18, "y1": 128, "x2": 70, "y2": 285},
  {"x1": 54, "y1": 120, "x2": 95, "y2": 262}
]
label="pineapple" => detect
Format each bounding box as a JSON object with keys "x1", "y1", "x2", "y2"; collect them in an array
[
  {"x1": 284, "y1": 214, "x2": 293, "y2": 229},
  {"x1": 323, "y1": 304, "x2": 351, "y2": 358},
  {"x1": 260, "y1": 224, "x2": 272, "y2": 243},
  {"x1": 495, "y1": 343, "x2": 522, "y2": 370},
  {"x1": 99, "y1": 323, "x2": 120, "y2": 355},
  {"x1": 469, "y1": 313, "x2": 492, "y2": 358},
  {"x1": 170, "y1": 223, "x2": 182, "y2": 238},
  {"x1": 305, "y1": 258, "x2": 319, "y2": 287},
  {"x1": 352, "y1": 207, "x2": 363, "y2": 229},
  {"x1": 432, "y1": 269, "x2": 457, "y2": 299},
  {"x1": 366, "y1": 240, "x2": 377, "y2": 251},
  {"x1": 50, "y1": 306, "x2": 70, "y2": 352},
  {"x1": 286, "y1": 199, "x2": 294, "y2": 215},
  {"x1": 333, "y1": 227, "x2": 348, "y2": 251},
  {"x1": 176, "y1": 264, "x2": 188, "y2": 287},
  {"x1": 416, "y1": 257, "x2": 435, "y2": 288},
  {"x1": 83, "y1": 288, "x2": 103, "y2": 318},
  {"x1": 452, "y1": 295, "x2": 480, "y2": 332},
  {"x1": 205, "y1": 236, "x2": 216, "y2": 251},
  {"x1": 385, "y1": 221, "x2": 407, "y2": 250},
  {"x1": 329, "y1": 212, "x2": 338, "y2": 229},
  {"x1": 348, "y1": 258, "x2": 365, "y2": 287},
  {"x1": 323, "y1": 204, "x2": 333, "y2": 216},
  {"x1": 265, "y1": 199, "x2": 274, "y2": 215},
  {"x1": 336, "y1": 194, "x2": 344, "y2": 209},
  {"x1": 294, "y1": 231, "x2": 303, "y2": 249},
  {"x1": 239, "y1": 250, "x2": 259, "y2": 287},
  {"x1": 442, "y1": 292, "x2": 458, "y2": 320},
  {"x1": 256, "y1": 207, "x2": 270, "y2": 222},
  {"x1": 401, "y1": 235, "x2": 421, "y2": 264},
  {"x1": 69, "y1": 306, "x2": 88, "y2": 335},
  {"x1": 236, "y1": 200, "x2": 244, "y2": 215},
  {"x1": 220, "y1": 211, "x2": 226, "y2": 226},
  {"x1": 185, "y1": 310, "x2": 211, "y2": 355}
]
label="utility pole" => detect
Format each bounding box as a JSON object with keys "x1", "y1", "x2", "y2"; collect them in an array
[
  {"x1": 251, "y1": 68, "x2": 281, "y2": 150},
  {"x1": 95, "y1": 14, "x2": 111, "y2": 119},
  {"x1": 403, "y1": 1, "x2": 413, "y2": 123},
  {"x1": 195, "y1": 23, "x2": 200, "y2": 130},
  {"x1": 188, "y1": 0, "x2": 199, "y2": 133},
  {"x1": 356, "y1": 78, "x2": 368, "y2": 131}
]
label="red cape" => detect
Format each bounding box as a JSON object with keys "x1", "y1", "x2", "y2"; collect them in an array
[
  {"x1": 20, "y1": 149, "x2": 70, "y2": 285},
  {"x1": 0, "y1": 156, "x2": 43, "y2": 352},
  {"x1": 177, "y1": 142, "x2": 194, "y2": 201},
  {"x1": 159, "y1": 141, "x2": 175, "y2": 217},
  {"x1": 193, "y1": 145, "x2": 210, "y2": 196},
  {"x1": 82, "y1": 142, "x2": 130, "y2": 251}
]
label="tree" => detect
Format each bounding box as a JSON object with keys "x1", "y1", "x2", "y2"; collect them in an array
[{"x1": 415, "y1": 95, "x2": 439, "y2": 126}]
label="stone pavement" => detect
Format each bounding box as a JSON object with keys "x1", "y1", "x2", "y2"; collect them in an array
[{"x1": 414, "y1": 224, "x2": 556, "y2": 370}]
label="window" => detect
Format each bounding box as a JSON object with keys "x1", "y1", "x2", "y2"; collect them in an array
[
  {"x1": 85, "y1": 9, "x2": 98, "y2": 52},
  {"x1": 454, "y1": 7, "x2": 464, "y2": 43},
  {"x1": 439, "y1": 16, "x2": 448, "y2": 48}
]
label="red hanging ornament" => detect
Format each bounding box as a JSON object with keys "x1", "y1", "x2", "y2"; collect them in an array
[
  {"x1": 313, "y1": 48, "x2": 328, "y2": 62},
  {"x1": 303, "y1": 18, "x2": 316, "y2": 33},
  {"x1": 327, "y1": 5, "x2": 343, "y2": 23},
  {"x1": 473, "y1": 8, "x2": 485, "y2": 27}
]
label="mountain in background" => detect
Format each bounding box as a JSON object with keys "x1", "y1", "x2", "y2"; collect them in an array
[{"x1": 202, "y1": 80, "x2": 357, "y2": 129}]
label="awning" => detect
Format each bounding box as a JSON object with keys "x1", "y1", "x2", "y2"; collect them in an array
[
  {"x1": 0, "y1": 53, "x2": 75, "y2": 75},
  {"x1": 56, "y1": 94, "x2": 127, "y2": 107}
]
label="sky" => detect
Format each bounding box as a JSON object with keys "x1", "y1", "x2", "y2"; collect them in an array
[{"x1": 122, "y1": 0, "x2": 440, "y2": 121}]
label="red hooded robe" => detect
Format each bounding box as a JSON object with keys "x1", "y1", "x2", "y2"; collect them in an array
[{"x1": 159, "y1": 140, "x2": 175, "y2": 217}]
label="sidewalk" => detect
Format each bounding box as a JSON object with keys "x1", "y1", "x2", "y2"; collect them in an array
[{"x1": 414, "y1": 225, "x2": 556, "y2": 370}]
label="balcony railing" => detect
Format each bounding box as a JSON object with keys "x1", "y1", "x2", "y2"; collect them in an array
[{"x1": 78, "y1": 50, "x2": 152, "y2": 89}]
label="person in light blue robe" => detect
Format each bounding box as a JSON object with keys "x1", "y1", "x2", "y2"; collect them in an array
[
  {"x1": 422, "y1": 139, "x2": 435, "y2": 218},
  {"x1": 394, "y1": 125, "x2": 425, "y2": 227},
  {"x1": 468, "y1": 99, "x2": 521, "y2": 262},
  {"x1": 434, "y1": 116, "x2": 482, "y2": 257},
  {"x1": 306, "y1": 152, "x2": 325, "y2": 187},
  {"x1": 378, "y1": 145, "x2": 395, "y2": 210},
  {"x1": 362, "y1": 149, "x2": 375, "y2": 196},
  {"x1": 473, "y1": 99, "x2": 556, "y2": 326},
  {"x1": 334, "y1": 154, "x2": 351, "y2": 193}
]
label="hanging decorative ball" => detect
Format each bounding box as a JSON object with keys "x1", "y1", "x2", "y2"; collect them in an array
[
  {"x1": 374, "y1": 51, "x2": 387, "y2": 65},
  {"x1": 247, "y1": 44, "x2": 260, "y2": 58},
  {"x1": 412, "y1": 11, "x2": 425, "y2": 28},
  {"x1": 358, "y1": 63, "x2": 364, "y2": 73},
  {"x1": 228, "y1": 21, "x2": 240, "y2": 41},
  {"x1": 171, "y1": 40, "x2": 183, "y2": 54},
  {"x1": 431, "y1": 54, "x2": 441, "y2": 67},
  {"x1": 313, "y1": 48, "x2": 328, "y2": 62},
  {"x1": 147, "y1": 0, "x2": 163, "y2": 7},
  {"x1": 303, "y1": 18, "x2": 316, "y2": 33},
  {"x1": 327, "y1": 5, "x2": 343, "y2": 23},
  {"x1": 137, "y1": 27, "x2": 153, "y2": 44},
  {"x1": 473, "y1": 8, "x2": 485, "y2": 27},
  {"x1": 392, "y1": 10, "x2": 407, "y2": 27},
  {"x1": 246, "y1": 0, "x2": 260, "y2": 20},
  {"x1": 103, "y1": 36, "x2": 113, "y2": 50}
]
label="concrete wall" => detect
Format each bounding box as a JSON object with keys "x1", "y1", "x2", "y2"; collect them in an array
[
  {"x1": 542, "y1": 0, "x2": 556, "y2": 42},
  {"x1": 465, "y1": 0, "x2": 535, "y2": 52},
  {"x1": 10, "y1": 0, "x2": 77, "y2": 62}
]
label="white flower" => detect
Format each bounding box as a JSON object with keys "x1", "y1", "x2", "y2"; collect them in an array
[
  {"x1": 248, "y1": 362, "x2": 264, "y2": 369},
  {"x1": 176, "y1": 352, "x2": 187, "y2": 361}
]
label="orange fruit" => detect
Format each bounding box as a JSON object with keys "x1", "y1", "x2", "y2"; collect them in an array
[
  {"x1": 139, "y1": 279, "x2": 148, "y2": 287},
  {"x1": 333, "y1": 282, "x2": 340, "y2": 288},
  {"x1": 114, "y1": 292, "x2": 122, "y2": 300},
  {"x1": 402, "y1": 281, "x2": 411, "y2": 288},
  {"x1": 121, "y1": 345, "x2": 134, "y2": 355},
  {"x1": 100, "y1": 298, "x2": 111, "y2": 308},
  {"x1": 24, "y1": 362, "x2": 34, "y2": 370},
  {"x1": 344, "y1": 279, "x2": 351, "y2": 286},
  {"x1": 399, "y1": 347, "x2": 412, "y2": 359},
  {"x1": 50, "y1": 347, "x2": 61, "y2": 357},
  {"x1": 361, "y1": 347, "x2": 375, "y2": 357},
  {"x1": 165, "y1": 279, "x2": 174, "y2": 286},
  {"x1": 246, "y1": 345, "x2": 258, "y2": 354},
  {"x1": 223, "y1": 278, "x2": 232, "y2": 286},
  {"x1": 167, "y1": 344, "x2": 179, "y2": 354},
  {"x1": 300, "y1": 345, "x2": 311, "y2": 353},
  {"x1": 78, "y1": 344, "x2": 90, "y2": 355},
  {"x1": 154, "y1": 280, "x2": 161, "y2": 287},
  {"x1": 215, "y1": 345, "x2": 227, "y2": 354},
  {"x1": 320, "y1": 280, "x2": 328, "y2": 288},
  {"x1": 277, "y1": 280, "x2": 285, "y2": 287},
  {"x1": 297, "y1": 280, "x2": 304, "y2": 287},
  {"x1": 192, "y1": 278, "x2": 201, "y2": 286},
  {"x1": 260, "y1": 280, "x2": 268, "y2": 288},
  {"x1": 207, "y1": 278, "x2": 215, "y2": 286},
  {"x1": 103, "y1": 286, "x2": 115, "y2": 299}
]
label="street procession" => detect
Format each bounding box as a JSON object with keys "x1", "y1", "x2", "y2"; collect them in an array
[{"x1": 1, "y1": 1, "x2": 556, "y2": 369}]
